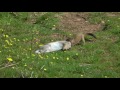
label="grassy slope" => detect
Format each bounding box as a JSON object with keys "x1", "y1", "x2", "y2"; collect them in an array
[{"x1": 0, "y1": 12, "x2": 120, "y2": 78}]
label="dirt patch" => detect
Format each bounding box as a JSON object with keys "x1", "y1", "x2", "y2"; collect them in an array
[{"x1": 57, "y1": 12, "x2": 105, "y2": 34}]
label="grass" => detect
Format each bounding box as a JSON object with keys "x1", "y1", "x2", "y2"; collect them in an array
[{"x1": 0, "y1": 12, "x2": 120, "y2": 78}]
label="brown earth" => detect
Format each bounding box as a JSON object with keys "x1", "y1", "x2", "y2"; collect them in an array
[{"x1": 57, "y1": 12, "x2": 105, "y2": 34}]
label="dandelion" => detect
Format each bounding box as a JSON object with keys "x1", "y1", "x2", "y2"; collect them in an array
[
  {"x1": 0, "y1": 51, "x2": 1, "y2": 53},
  {"x1": 66, "y1": 57, "x2": 69, "y2": 60},
  {"x1": 105, "y1": 76, "x2": 108, "y2": 78},
  {"x1": 29, "y1": 48, "x2": 31, "y2": 50},
  {"x1": 5, "y1": 35, "x2": 9, "y2": 38},
  {"x1": 32, "y1": 54, "x2": 35, "y2": 57},
  {"x1": 9, "y1": 43, "x2": 13, "y2": 46},
  {"x1": 50, "y1": 62, "x2": 53, "y2": 64},
  {"x1": 69, "y1": 34, "x2": 72, "y2": 36},
  {"x1": 3, "y1": 45, "x2": 8, "y2": 48},
  {"x1": 5, "y1": 40, "x2": 10, "y2": 45},
  {"x1": 76, "y1": 53, "x2": 79, "y2": 56},
  {"x1": 13, "y1": 38, "x2": 16, "y2": 41},
  {"x1": 30, "y1": 68, "x2": 32, "y2": 70},
  {"x1": 7, "y1": 57, "x2": 13, "y2": 62},
  {"x1": 12, "y1": 67, "x2": 15, "y2": 69},
  {"x1": 56, "y1": 57, "x2": 59, "y2": 59},
  {"x1": 81, "y1": 75, "x2": 83, "y2": 77},
  {"x1": 24, "y1": 63, "x2": 27, "y2": 67},
  {"x1": 39, "y1": 55, "x2": 43, "y2": 59},
  {"x1": 17, "y1": 39, "x2": 20, "y2": 41},
  {"x1": 44, "y1": 68, "x2": 47, "y2": 71},
  {"x1": 3, "y1": 34, "x2": 9, "y2": 38},
  {"x1": 53, "y1": 57, "x2": 55, "y2": 59},
  {"x1": 51, "y1": 40, "x2": 54, "y2": 41},
  {"x1": 36, "y1": 42, "x2": 38, "y2": 44},
  {"x1": 39, "y1": 44, "x2": 43, "y2": 46},
  {"x1": 53, "y1": 25, "x2": 56, "y2": 27}
]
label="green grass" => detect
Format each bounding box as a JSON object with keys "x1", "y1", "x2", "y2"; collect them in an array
[{"x1": 0, "y1": 12, "x2": 120, "y2": 78}]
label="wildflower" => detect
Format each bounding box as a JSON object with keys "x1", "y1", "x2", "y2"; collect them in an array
[
  {"x1": 29, "y1": 48, "x2": 31, "y2": 50},
  {"x1": 0, "y1": 51, "x2": 1, "y2": 53},
  {"x1": 56, "y1": 57, "x2": 59, "y2": 59},
  {"x1": 5, "y1": 35, "x2": 9, "y2": 38},
  {"x1": 53, "y1": 25, "x2": 56, "y2": 27},
  {"x1": 69, "y1": 34, "x2": 72, "y2": 36},
  {"x1": 12, "y1": 67, "x2": 15, "y2": 69},
  {"x1": 3, "y1": 34, "x2": 9, "y2": 38},
  {"x1": 105, "y1": 76, "x2": 108, "y2": 78},
  {"x1": 50, "y1": 62, "x2": 53, "y2": 64},
  {"x1": 39, "y1": 44, "x2": 43, "y2": 47},
  {"x1": 66, "y1": 57, "x2": 69, "y2": 60},
  {"x1": 53, "y1": 57, "x2": 55, "y2": 59},
  {"x1": 17, "y1": 39, "x2": 20, "y2": 41},
  {"x1": 30, "y1": 68, "x2": 32, "y2": 70},
  {"x1": 81, "y1": 75, "x2": 83, "y2": 77},
  {"x1": 13, "y1": 38, "x2": 16, "y2": 41},
  {"x1": 24, "y1": 63, "x2": 27, "y2": 67},
  {"x1": 76, "y1": 53, "x2": 78, "y2": 56},
  {"x1": 9, "y1": 43, "x2": 13, "y2": 46},
  {"x1": 32, "y1": 54, "x2": 35, "y2": 57},
  {"x1": 5, "y1": 40, "x2": 10, "y2": 44},
  {"x1": 7, "y1": 57, "x2": 13, "y2": 62},
  {"x1": 44, "y1": 68, "x2": 47, "y2": 71},
  {"x1": 3, "y1": 45, "x2": 8, "y2": 48},
  {"x1": 39, "y1": 55, "x2": 43, "y2": 59}
]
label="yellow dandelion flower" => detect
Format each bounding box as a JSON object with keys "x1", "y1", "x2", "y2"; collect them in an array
[
  {"x1": 9, "y1": 43, "x2": 13, "y2": 46},
  {"x1": 5, "y1": 35, "x2": 9, "y2": 38},
  {"x1": 105, "y1": 76, "x2": 108, "y2": 78},
  {"x1": 76, "y1": 53, "x2": 78, "y2": 56},
  {"x1": 56, "y1": 57, "x2": 59, "y2": 59},
  {"x1": 7, "y1": 57, "x2": 13, "y2": 62},
  {"x1": 39, "y1": 44, "x2": 43, "y2": 46},
  {"x1": 66, "y1": 57, "x2": 69, "y2": 60},
  {"x1": 12, "y1": 67, "x2": 15, "y2": 69},
  {"x1": 81, "y1": 75, "x2": 83, "y2": 77},
  {"x1": 5, "y1": 40, "x2": 10, "y2": 44},
  {"x1": 29, "y1": 48, "x2": 31, "y2": 50},
  {"x1": 24, "y1": 64, "x2": 27, "y2": 67},
  {"x1": 50, "y1": 62, "x2": 53, "y2": 64},
  {"x1": 44, "y1": 68, "x2": 47, "y2": 71},
  {"x1": 53, "y1": 25, "x2": 56, "y2": 27},
  {"x1": 17, "y1": 39, "x2": 20, "y2": 41},
  {"x1": 0, "y1": 51, "x2": 1, "y2": 53},
  {"x1": 10, "y1": 39, "x2": 13, "y2": 42},
  {"x1": 13, "y1": 38, "x2": 16, "y2": 41},
  {"x1": 3, "y1": 45, "x2": 8, "y2": 48},
  {"x1": 39, "y1": 55, "x2": 43, "y2": 59},
  {"x1": 69, "y1": 34, "x2": 72, "y2": 36},
  {"x1": 53, "y1": 57, "x2": 55, "y2": 59},
  {"x1": 36, "y1": 42, "x2": 38, "y2": 44},
  {"x1": 30, "y1": 68, "x2": 32, "y2": 70},
  {"x1": 32, "y1": 54, "x2": 35, "y2": 57}
]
